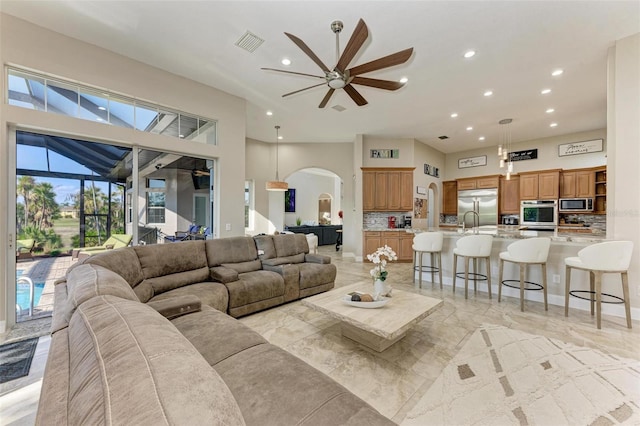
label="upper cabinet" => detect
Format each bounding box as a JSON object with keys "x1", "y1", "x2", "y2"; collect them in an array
[
  {"x1": 519, "y1": 170, "x2": 560, "y2": 200},
  {"x1": 499, "y1": 175, "x2": 520, "y2": 214},
  {"x1": 362, "y1": 168, "x2": 414, "y2": 212},
  {"x1": 594, "y1": 167, "x2": 607, "y2": 214},
  {"x1": 457, "y1": 176, "x2": 499, "y2": 191},
  {"x1": 442, "y1": 181, "x2": 458, "y2": 215},
  {"x1": 560, "y1": 169, "x2": 595, "y2": 198}
]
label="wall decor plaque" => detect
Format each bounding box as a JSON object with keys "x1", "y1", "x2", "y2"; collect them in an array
[
  {"x1": 458, "y1": 155, "x2": 487, "y2": 169},
  {"x1": 509, "y1": 149, "x2": 538, "y2": 161},
  {"x1": 423, "y1": 163, "x2": 440, "y2": 177},
  {"x1": 370, "y1": 149, "x2": 399, "y2": 159},
  {"x1": 558, "y1": 139, "x2": 603, "y2": 157}
]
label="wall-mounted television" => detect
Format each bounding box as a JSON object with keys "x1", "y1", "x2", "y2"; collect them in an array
[{"x1": 192, "y1": 172, "x2": 209, "y2": 190}]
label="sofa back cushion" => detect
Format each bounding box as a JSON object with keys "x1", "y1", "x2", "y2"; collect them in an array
[
  {"x1": 52, "y1": 264, "x2": 139, "y2": 333},
  {"x1": 84, "y1": 247, "x2": 144, "y2": 288},
  {"x1": 134, "y1": 241, "x2": 209, "y2": 301},
  {"x1": 205, "y1": 237, "x2": 258, "y2": 266},
  {"x1": 65, "y1": 295, "x2": 245, "y2": 425},
  {"x1": 254, "y1": 235, "x2": 276, "y2": 260},
  {"x1": 273, "y1": 234, "x2": 309, "y2": 257}
]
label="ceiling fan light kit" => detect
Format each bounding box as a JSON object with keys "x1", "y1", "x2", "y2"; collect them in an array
[
  {"x1": 266, "y1": 125, "x2": 289, "y2": 192},
  {"x1": 262, "y1": 19, "x2": 414, "y2": 108}
]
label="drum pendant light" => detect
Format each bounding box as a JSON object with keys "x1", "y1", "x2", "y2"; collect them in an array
[{"x1": 266, "y1": 125, "x2": 288, "y2": 191}]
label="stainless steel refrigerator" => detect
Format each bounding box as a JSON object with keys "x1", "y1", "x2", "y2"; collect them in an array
[{"x1": 457, "y1": 188, "x2": 498, "y2": 227}]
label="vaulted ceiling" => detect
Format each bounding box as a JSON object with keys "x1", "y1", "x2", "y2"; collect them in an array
[{"x1": 1, "y1": 1, "x2": 638, "y2": 153}]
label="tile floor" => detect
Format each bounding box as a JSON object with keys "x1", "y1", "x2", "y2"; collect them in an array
[{"x1": 1, "y1": 246, "x2": 638, "y2": 425}]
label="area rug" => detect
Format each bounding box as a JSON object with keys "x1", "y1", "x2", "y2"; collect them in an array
[
  {"x1": 0, "y1": 337, "x2": 39, "y2": 384},
  {"x1": 401, "y1": 325, "x2": 640, "y2": 426}
]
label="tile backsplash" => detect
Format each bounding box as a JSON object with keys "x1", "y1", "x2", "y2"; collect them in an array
[{"x1": 364, "y1": 212, "x2": 411, "y2": 229}]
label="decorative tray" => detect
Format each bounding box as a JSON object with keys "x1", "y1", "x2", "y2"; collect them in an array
[{"x1": 341, "y1": 295, "x2": 389, "y2": 309}]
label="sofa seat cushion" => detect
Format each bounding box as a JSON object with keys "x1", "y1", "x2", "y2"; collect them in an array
[
  {"x1": 225, "y1": 271, "x2": 284, "y2": 308},
  {"x1": 298, "y1": 263, "x2": 337, "y2": 290},
  {"x1": 215, "y1": 343, "x2": 393, "y2": 426},
  {"x1": 148, "y1": 282, "x2": 229, "y2": 313},
  {"x1": 65, "y1": 295, "x2": 245, "y2": 426},
  {"x1": 171, "y1": 306, "x2": 267, "y2": 366},
  {"x1": 222, "y1": 259, "x2": 262, "y2": 273}
]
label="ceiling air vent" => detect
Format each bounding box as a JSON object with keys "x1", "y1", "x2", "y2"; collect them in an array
[
  {"x1": 235, "y1": 31, "x2": 264, "y2": 53},
  {"x1": 332, "y1": 105, "x2": 346, "y2": 112},
  {"x1": 438, "y1": 135, "x2": 449, "y2": 140}
]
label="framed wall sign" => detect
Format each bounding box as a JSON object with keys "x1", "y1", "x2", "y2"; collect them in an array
[
  {"x1": 509, "y1": 149, "x2": 538, "y2": 161},
  {"x1": 423, "y1": 163, "x2": 440, "y2": 178},
  {"x1": 416, "y1": 186, "x2": 427, "y2": 195},
  {"x1": 458, "y1": 155, "x2": 487, "y2": 169},
  {"x1": 558, "y1": 139, "x2": 603, "y2": 157},
  {"x1": 370, "y1": 149, "x2": 399, "y2": 159}
]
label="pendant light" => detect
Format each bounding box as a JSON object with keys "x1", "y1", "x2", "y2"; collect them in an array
[
  {"x1": 266, "y1": 125, "x2": 289, "y2": 191},
  {"x1": 498, "y1": 118, "x2": 514, "y2": 180}
]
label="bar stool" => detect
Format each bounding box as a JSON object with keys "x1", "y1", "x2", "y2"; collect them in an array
[
  {"x1": 412, "y1": 232, "x2": 444, "y2": 288},
  {"x1": 564, "y1": 241, "x2": 633, "y2": 329},
  {"x1": 498, "y1": 237, "x2": 551, "y2": 312},
  {"x1": 453, "y1": 234, "x2": 493, "y2": 299}
]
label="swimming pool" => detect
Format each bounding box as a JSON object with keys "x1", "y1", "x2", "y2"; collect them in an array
[{"x1": 16, "y1": 279, "x2": 45, "y2": 312}]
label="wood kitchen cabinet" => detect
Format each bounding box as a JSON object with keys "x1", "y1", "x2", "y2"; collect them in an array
[
  {"x1": 499, "y1": 175, "x2": 520, "y2": 214},
  {"x1": 364, "y1": 231, "x2": 413, "y2": 262},
  {"x1": 457, "y1": 178, "x2": 476, "y2": 190},
  {"x1": 362, "y1": 168, "x2": 414, "y2": 212},
  {"x1": 519, "y1": 170, "x2": 559, "y2": 200},
  {"x1": 442, "y1": 181, "x2": 458, "y2": 215},
  {"x1": 594, "y1": 167, "x2": 607, "y2": 214},
  {"x1": 560, "y1": 169, "x2": 595, "y2": 198},
  {"x1": 457, "y1": 176, "x2": 499, "y2": 191}
]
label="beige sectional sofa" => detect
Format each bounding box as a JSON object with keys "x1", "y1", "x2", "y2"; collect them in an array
[{"x1": 37, "y1": 234, "x2": 394, "y2": 425}]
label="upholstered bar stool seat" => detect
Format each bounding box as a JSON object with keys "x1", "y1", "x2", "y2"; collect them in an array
[
  {"x1": 564, "y1": 241, "x2": 633, "y2": 329},
  {"x1": 412, "y1": 232, "x2": 444, "y2": 288},
  {"x1": 453, "y1": 234, "x2": 493, "y2": 299},
  {"x1": 498, "y1": 237, "x2": 551, "y2": 312}
]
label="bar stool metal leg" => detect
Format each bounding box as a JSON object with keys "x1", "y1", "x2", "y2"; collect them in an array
[
  {"x1": 464, "y1": 257, "x2": 470, "y2": 299},
  {"x1": 595, "y1": 271, "x2": 602, "y2": 329},
  {"x1": 452, "y1": 254, "x2": 458, "y2": 294},
  {"x1": 486, "y1": 256, "x2": 492, "y2": 299},
  {"x1": 438, "y1": 252, "x2": 443, "y2": 289},
  {"x1": 419, "y1": 251, "x2": 423, "y2": 288},
  {"x1": 542, "y1": 263, "x2": 548, "y2": 310},
  {"x1": 498, "y1": 258, "x2": 504, "y2": 302}
]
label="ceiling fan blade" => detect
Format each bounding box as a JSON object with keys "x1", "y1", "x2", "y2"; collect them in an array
[
  {"x1": 343, "y1": 84, "x2": 368, "y2": 106},
  {"x1": 335, "y1": 18, "x2": 368, "y2": 72},
  {"x1": 261, "y1": 68, "x2": 325, "y2": 79},
  {"x1": 318, "y1": 89, "x2": 335, "y2": 108},
  {"x1": 282, "y1": 82, "x2": 327, "y2": 98},
  {"x1": 351, "y1": 76, "x2": 405, "y2": 91},
  {"x1": 348, "y1": 47, "x2": 414, "y2": 76},
  {"x1": 285, "y1": 32, "x2": 330, "y2": 72}
]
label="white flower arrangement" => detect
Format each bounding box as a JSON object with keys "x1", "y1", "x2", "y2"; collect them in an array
[{"x1": 367, "y1": 245, "x2": 398, "y2": 282}]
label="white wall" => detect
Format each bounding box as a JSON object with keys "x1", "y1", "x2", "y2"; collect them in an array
[
  {"x1": 0, "y1": 13, "x2": 246, "y2": 331},
  {"x1": 443, "y1": 129, "x2": 606, "y2": 180},
  {"x1": 284, "y1": 171, "x2": 340, "y2": 227}
]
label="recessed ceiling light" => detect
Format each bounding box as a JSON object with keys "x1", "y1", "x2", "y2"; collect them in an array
[
  {"x1": 541, "y1": 88, "x2": 552, "y2": 95},
  {"x1": 484, "y1": 90, "x2": 493, "y2": 97},
  {"x1": 450, "y1": 113, "x2": 458, "y2": 118},
  {"x1": 551, "y1": 69, "x2": 564, "y2": 76},
  {"x1": 266, "y1": 111, "x2": 273, "y2": 116},
  {"x1": 546, "y1": 108, "x2": 555, "y2": 113},
  {"x1": 179, "y1": 134, "x2": 184, "y2": 138},
  {"x1": 281, "y1": 58, "x2": 291, "y2": 66},
  {"x1": 98, "y1": 106, "x2": 106, "y2": 111},
  {"x1": 463, "y1": 50, "x2": 476, "y2": 58},
  {"x1": 478, "y1": 136, "x2": 485, "y2": 141},
  {"x1": 466, "y1": 126, "x2": 473, "y2": 131},
  {"x1": 96, "y1": 118, "x2": 104, "y2": 122},
  {"x1": 550, "y1": 122, "x2": 558, "y2": 127},
  {"x1": 399, "y1": 77, "x2": 408, "y2": 84},
  {"x1": 278, "y1": 135, "x2": 283, "y2": 140}
]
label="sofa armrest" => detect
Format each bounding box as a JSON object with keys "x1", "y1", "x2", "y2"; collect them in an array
[
  {"x1": 147, "y1": 295, "x2": 202, "y2": 320},
  {"x1": 304, "y1": 254, "x2": 332, "y2": 264},
  {"x1": 209, "y1": 266, "x2": 239, "y2": 283}
]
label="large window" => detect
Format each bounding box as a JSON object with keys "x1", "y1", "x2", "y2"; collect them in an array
[
  {"x1": 7, "y1": 68, "x2": 217, "y2": 144},
  {"x1": 146, "y1": 179, "x2": 165, "y2": 224}
]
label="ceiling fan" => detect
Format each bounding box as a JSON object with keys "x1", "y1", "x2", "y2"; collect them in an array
[{"x1": 262, "y1": 19, "x2": 413, "y2": 108}]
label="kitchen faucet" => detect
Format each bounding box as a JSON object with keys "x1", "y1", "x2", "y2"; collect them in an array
[{"x1": 462, "y1": 210, "x2": 480, "y2": 233}]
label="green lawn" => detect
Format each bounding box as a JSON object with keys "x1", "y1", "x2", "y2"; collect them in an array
[{"x1": 53, "y1": 217, "x2": 79, "y2": 250}]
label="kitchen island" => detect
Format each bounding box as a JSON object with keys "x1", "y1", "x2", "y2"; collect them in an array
[{"x1": 371, "y1": 226, "x2": 622, "y2": 317}]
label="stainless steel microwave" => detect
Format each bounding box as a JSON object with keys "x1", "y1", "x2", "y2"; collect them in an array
[
  {"x1": 559, "y1": 198, "x2": 594, "y2": 212},
  {"x1": 520, "y1": 200, "x2": 558, "y2": 228}
]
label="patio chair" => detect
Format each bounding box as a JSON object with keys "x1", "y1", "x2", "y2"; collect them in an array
[
  {"x1": 16, "y1": 239, "x2": 36, "y2": 260},
  {"x1": 76, "y1": 234, "x2": 133, "y2": 259},
  {"x1": 164, "y1": 224, "x2": 201, "y2": 242},
  {"x1": 190, "y1": 226, "x2": 211, "y2": 240}
]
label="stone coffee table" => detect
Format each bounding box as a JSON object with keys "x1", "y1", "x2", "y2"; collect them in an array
[{"x1": 302, "y1": 283, "x2": 443, "y2": 352}]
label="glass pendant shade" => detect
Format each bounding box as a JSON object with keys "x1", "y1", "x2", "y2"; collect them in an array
[{"x1": 499, "y1": 158, "x2": 505, "y2": 168}]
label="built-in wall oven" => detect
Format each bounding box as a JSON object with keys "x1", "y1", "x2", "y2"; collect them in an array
[{"x1": 520, "y1": 200, "x2": 558, "y2": 229}]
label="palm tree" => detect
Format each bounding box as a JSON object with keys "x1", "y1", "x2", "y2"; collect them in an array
[
  {"x1": 17, "y1": 175, "x2": 35, "y2": 228},
  {"x1": 31, "y1": 182, "x2": 59, "y2": 229}
]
